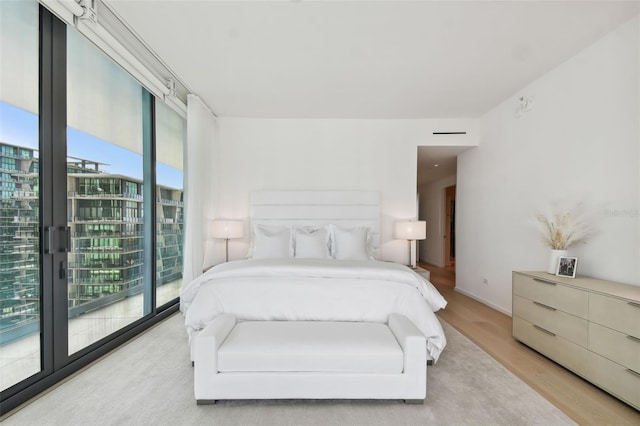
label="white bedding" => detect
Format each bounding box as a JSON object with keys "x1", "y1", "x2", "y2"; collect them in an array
[{"x1": 181, "y1": 259, "x2": 448, "y2": 362}]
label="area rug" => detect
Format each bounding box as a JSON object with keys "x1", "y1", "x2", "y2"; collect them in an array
[{"x1": 1, "y1": 313, "x2": 574, "y2": 425}]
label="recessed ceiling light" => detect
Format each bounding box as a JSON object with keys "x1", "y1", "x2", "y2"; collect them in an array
[{"x1": 433, "y1": 164, "x2": 439, "y2": 168}]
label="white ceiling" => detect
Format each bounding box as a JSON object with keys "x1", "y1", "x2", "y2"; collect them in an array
[
  {"x1": 107, "y1": 1, "x2": 637, "y2": 186},
  {"x1": 107, "y1": 0, "x2": 638, "y2": 120}
]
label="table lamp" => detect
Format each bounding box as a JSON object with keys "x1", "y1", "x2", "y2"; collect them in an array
[
  {"x1": 211, "y1": 220, "x2": 243, "y2": 262},
  {"x1": 394, "y1": 220, "x2": 426, "y2": 268}
]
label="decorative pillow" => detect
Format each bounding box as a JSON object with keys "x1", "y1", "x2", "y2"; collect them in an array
[
  {"x1": 294, "y1": 226, "x2": 331, "y2": 259},
  {"x1": 331, "y1": 225, "x2": 371, "y2": 261},
  {"x1": 249, "y1": 225, "x2": 293, "y2": 259}
]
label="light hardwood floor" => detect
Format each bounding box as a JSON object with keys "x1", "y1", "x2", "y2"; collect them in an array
[{"x1": 421, "y1": 262, "x2": 640, "y2": 425}]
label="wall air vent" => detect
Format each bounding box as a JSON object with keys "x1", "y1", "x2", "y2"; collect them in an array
[{"x1": 432, "y1": 132, "x2": 467, "y2": 135}]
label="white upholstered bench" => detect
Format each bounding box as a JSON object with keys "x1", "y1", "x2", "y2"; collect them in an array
[{"x1": 193, "y1": 313, "x2": 427, "y2": 404}]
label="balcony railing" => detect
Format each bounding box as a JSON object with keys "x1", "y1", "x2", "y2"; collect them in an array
[
  {"x1": 70, "y1": 217, "x2": 143, "y2": 223},
  {"x1": 67, "y1": 261, "x2": 142, "y2": 269},
  {"x1": 157, "y1": 198, "x2": 184, "y2": 206},
  {"x1": 72, "y1": 246, "x2": 143, "y2": 253},
  {"x1": 67, "y1": 191, "x2": 143, "y2": 201},
  {"x1": 0, "y1": 168, "x2": 27, "y2": 174},
  {"x1": 67, "y1": 274, "x2": 142, "y2": 284},
  {"x1": 73, "y1": 231, "x2": 144, "y2": 238}
]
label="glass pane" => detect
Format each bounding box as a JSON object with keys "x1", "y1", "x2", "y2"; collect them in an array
[
  {"x1": 66, "y1": 28, "x2": 149, "y2": 355},
  {"x1": 0, "y1": 0, "x2": 41, "y2": 391},
  {"x1": 155, "y1": 102, "x2": 185, "y2": 307}
]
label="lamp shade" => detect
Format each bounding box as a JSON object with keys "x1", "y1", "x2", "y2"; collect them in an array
[
  {"x1": 394, "y1": 221, "x2": 426, "y2": 240},
  {"x1": 211, "y1": 220, "x2": 243, "y2": 239}
]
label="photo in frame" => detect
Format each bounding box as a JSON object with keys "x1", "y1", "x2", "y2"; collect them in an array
[{"x1": 556, "y1": 256, "x2": 578, "y2": 278}]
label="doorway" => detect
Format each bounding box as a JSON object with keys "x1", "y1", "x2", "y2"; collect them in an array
[
  {"x1": 416, "y1": 146, "x2": 468, "y2": 288},
  {"x1": 444, "y1": 185, "x2": 456, "y2": 271}
]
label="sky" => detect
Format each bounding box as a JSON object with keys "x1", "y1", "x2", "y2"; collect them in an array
[{"x1": 0, "y1": 102, "x2": 183, "y2": 189}]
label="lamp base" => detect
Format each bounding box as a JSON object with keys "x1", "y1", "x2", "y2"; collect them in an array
[{"x1": 409, "y1": 240, "x2": 417, "y2": 269}]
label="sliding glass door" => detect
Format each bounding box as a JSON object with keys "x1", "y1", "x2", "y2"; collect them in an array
[
  {"x1": 0, "y1": 0, "x2": 41, "y2": 392},
  {"x1": 155, "y1": 101, "x2": 185, "y2": 307},
  {"x1": 66, "y1": 27, "x2": 152, "y2": 355},
  {"x1": 0, "y1": 4, "x2": 183, "y2": 412}
]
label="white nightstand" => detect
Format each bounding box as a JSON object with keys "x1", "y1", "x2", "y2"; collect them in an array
[{"x1": 413, "y1": 266, "x2": 431, "y2": 282}]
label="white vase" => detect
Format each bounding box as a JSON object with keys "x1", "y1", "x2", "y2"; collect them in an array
[{"x1": 547, "y1": 249, "x2": 568, "y2": 274}]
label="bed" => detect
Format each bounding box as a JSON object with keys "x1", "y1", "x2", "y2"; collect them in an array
[{"x1": 180, "y1": 191, "x2": 448, "y2": 402}]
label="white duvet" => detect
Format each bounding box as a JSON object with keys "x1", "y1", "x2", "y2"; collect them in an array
[{"x1": 181, "y1": 258, "x2": 448, "y2": 362}]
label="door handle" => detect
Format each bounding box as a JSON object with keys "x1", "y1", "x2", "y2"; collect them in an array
[
  {"x1": 44, "y1": 226, "x2": 56, "y2": 254},
  {"x1": 44, "y1": 226, "x2": 71, "y2": 254},
  {"x1": 60, "y1": 226, "x2": 71, "y2": 252},
  {"x1": 59, "y1": 261, "x2": 67, "y2": 279}
]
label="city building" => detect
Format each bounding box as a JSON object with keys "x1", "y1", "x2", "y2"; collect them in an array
[
  {"x1": 0, "y1": 142, "x2": 183, "y2": 344},
  {"x1": 0, "y1": 143, "x2": 39, "y2": 343}
]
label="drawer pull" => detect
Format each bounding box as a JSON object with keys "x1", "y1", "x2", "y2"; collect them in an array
[
  {"x1": 626, "y1": 369, "x2": 640, "y2": 378},
  {"x1": 627, "y1": 335, "x2": 640, "y2": 343},
  {"x1": 533, "y1": 278, "x2": 556, "y2": 286},
  {"x1": 533, "y1": 324, "x2": 556, "y2": 337},
  {"x1": 628, "y1": 301, "x2": 640, "y2": 308},
  {"x1": 533, "y1": 301, "x2": 556, "y2": 311}
]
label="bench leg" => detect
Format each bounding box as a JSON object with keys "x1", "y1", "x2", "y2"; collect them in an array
[
  {"x1": 404, "y1": 399, "x2": 424, "y2": 405},
  {"x1": 196, "y1": 399, "x2": 217, "y2": 405}
]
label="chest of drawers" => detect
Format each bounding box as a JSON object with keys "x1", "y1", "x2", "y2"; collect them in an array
[{"x1": 513, "y1": 271, "x2": 640, "y2": 410}]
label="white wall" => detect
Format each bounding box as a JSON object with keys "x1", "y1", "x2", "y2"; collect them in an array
[
  {"x1": 456, "y1": 16, "x2": 640, "y2": 314},
  {"x1": 209, "y1": 118, "x2": 478, "y2": 264},
  {"x1": 418, "y1": 174, "x2": 456, "y2": 267}
]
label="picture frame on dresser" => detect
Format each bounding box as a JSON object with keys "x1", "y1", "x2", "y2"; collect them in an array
[{"x1": 556, "y1": 256, "x2": 578, "y2": 278}]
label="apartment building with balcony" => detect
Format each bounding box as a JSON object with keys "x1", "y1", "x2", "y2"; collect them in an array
[
  {"x1": 0, "y1": 142, "x2": 183, "y2": 343},
  {"x1": 0, "y1": 143, "x2": 39, "y2": 342}
]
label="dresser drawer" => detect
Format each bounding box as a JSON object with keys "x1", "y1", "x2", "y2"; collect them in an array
[
  {"x1": 513, "y1": 273, "x2": 588, "y2": 318},
  {"x1": 588, "y1": 322, "x2": 640, "y2": 372},
  {"x1": 589, "y1": 293, "x2": 640, "y2": 339},
  {"x1": 513, "y1": 316, "x2": 588, "y2": 376},
  {"x1": 587, "y1": 351, "x2": 640, "y2": 409},
  {"x1": 513, "y1": 295, "x2": 587, "y2": 346}
]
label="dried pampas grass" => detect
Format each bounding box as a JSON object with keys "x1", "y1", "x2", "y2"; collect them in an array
[{"x1": 536, "y1": 204, "x2": 592, "y2": 250}]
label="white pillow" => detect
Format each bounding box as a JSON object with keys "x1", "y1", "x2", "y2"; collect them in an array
[
  {"x1": 331, "y1": 225, "x2": 371, "y2": 261},
  {"x1": 250, "y1": 225, "x2": 293, "y2": 259},
  {"x1": 294, "y1": 226, "x2": 331, "y2": 259}
]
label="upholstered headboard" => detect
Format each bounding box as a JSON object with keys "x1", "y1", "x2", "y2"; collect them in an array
[{"x1": 250, "y1": 191, "x2": 381, "y2": 255}]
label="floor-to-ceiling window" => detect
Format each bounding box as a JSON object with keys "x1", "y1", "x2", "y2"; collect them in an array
[
  {"x1": 155, "y1": 101, "x2": 185, "y2": 307},
  {"x1": 0, "y1": 0, "x2": 41, "y2": 392},
  {"x1": 66, "y1": 26, "x2": 151, "y2": 354},
  {"x1": 0, "y1": 3, "x2": 183, "y2": 414}
]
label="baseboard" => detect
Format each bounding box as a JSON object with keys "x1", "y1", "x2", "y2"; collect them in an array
[{"x1": 453, "y1": 287, "x2": 512, "y2": 317}]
